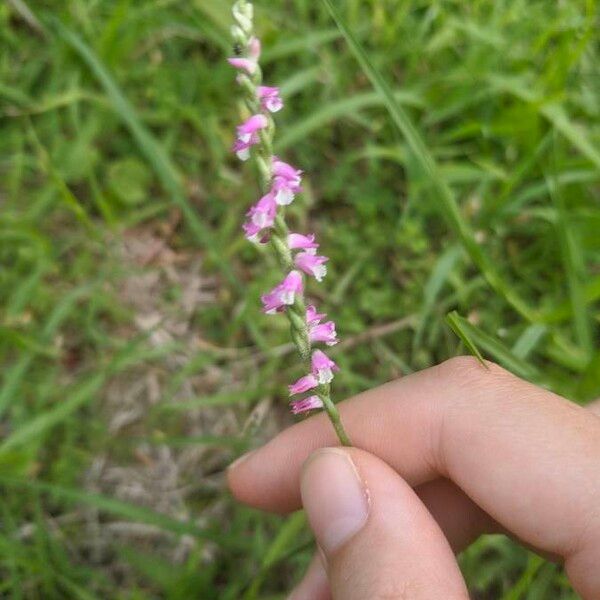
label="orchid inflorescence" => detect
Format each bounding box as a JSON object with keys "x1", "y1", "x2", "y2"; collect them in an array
[{"x1": 228, "y1": 0, "x2": 351, "y2": 446}]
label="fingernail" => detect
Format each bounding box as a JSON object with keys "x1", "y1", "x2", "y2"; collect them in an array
[
  {"x1": 227, "y1": 449, "x2": 255, "y2": 471},
  {"x1": 300, "y1": 448, "x2": 369, "y2": 556}
]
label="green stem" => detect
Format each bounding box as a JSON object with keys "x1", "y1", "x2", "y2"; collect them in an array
[{"x1": 319, "y1": 387, "x2": 351, "y2": 446}]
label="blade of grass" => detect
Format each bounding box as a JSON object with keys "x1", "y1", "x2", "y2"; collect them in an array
[
  {"x1": 0, "y1": 284, "x2": 95, "y2": 416},
  {"x1": 445, "y1": 311, "x2": 486, "y2": 367},
  {"x1": 546, "y1": 136, "x2": 593, "y2": 356},
  {"x1": 320, "y1": 0, "x2": 537, "y2": 322},
  {"x1": 0, "y1": 373, "x2": 106, "y2": 456},
  {"x1": 446, "y1": 311, "x2": 544, "y2": 383},
  {"x1": 414, "y1": 245, "x2": 462, "y2": 348},
  {"x1": 243, "y1": 512, "x2": 307, "y2": 600},
  {"x1": 276, "y1": 89, "x2": 423, "y2": 151},
  {"x1": 262, "y1": 28, "x2": 342, "y2": 63},
  {"x1": 488, "y1": 74, "x2": 600, "y2": 171},
  {"x1": 511, "y1": 324, "x2": 548, "y2": 360}
]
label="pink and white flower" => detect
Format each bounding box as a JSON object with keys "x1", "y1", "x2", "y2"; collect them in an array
[
  {"x1": 232, "y1": 138, "x2": 254, "y2": 161},
  {"x1": 272, "y1": 157, "x2": 302, "y2": 181},
  {"x1": 237, "y1": 114, "x2": 268, "y2": 142},
  {"x1": 311, "y1": 350, "x2": 339, "y2": 384},
  {"x1": 294, "y1": 251, "x2": 328, "y2": 281},
  {"x1": 290, "y1": 395, "x2": 323, "y2": 415},
  {"x1": 258, "y1": 86, "x2": 283, "y2": 113},
  {"x1": 309, "y1": 319, "x2": 338, "y2": 346},
  {"x1": 288, "y1": 233, "x2": 318, "y2": 254},
  {"x1": 306, "y1": 304, "x2": 338, "y2": 345},
  {"x1": 261, "y1": 270, "x2": 303, "y2": 314},
  {"x1": 242, "y1": 220, "x2": 261, "y2": 242},
  {"x1": 246, "y1": 193, "x2": 276, "y2": 228},
  {"x1": 288, "y1": 374, "x2": 318, "y2": 395},
  {"x1": 271, "y1": 157, "x2": 302, "y2": 205},
  {"x1": 234, "y1": 114, "x2": 268, "y2": 160},
  {"x1": 306, "y1": 304, "x2": 326, "y2": 324},
  {"x1": 227, "y1": 57, "x2": 257, "y2": 74}
]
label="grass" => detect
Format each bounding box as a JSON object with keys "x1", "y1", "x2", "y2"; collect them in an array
[{"x1": 1, "y1": 0, "x2": 599, "y2": 597}]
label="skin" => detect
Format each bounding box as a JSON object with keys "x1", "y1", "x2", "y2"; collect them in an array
[{"x1": 228, "y1": 357, "x2": 600, "y2": 599}]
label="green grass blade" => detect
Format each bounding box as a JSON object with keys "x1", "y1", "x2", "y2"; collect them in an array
[
  {"x1": 414, "y1": 245, "x2": 462, "y2": 348},
  {"x1": 488, "y1": 75, "x2": 600, "y2": 171},
  {"x1": 0, "y1": 373, "x2": 106, "y2": 456},
  {"x1": 320, "y1": 0, "x2": 536, "y2": 322},
  {"x1": 243, "y1": 512, "x2": 307, "y2": 600},
  {"x1": 446, "y1": 311, "x2": 543, "y2": 382},
  {"x1": 546, "y1": 167, "x2": 593, "y2": 356},
  {"x1": 276, "y1": 89, "x2": 423, "y2": 151},
  {"x1": 511, "y1": 324, "x2": 548, "y2": 360},
  {"x1": 445, "y1": 311, "x2": 486, "y2": 367}
]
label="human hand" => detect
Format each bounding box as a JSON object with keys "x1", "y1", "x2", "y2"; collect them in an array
[{"x1": 228, "y1": 357, "x2": 600, "y2": 599}]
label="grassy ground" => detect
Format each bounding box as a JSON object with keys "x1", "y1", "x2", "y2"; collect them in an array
[{"x1": 1, "y1": 0, "x2": 599, "y2": 597}]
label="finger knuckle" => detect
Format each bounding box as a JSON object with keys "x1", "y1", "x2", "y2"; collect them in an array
[{"x1": 436, "y1": 355, "x2": 509, "y2": 388}]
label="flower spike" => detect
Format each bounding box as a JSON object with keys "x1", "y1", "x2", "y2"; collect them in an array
[{"x1": 228, "y1": 0, "x2": 350, "y2": 446}]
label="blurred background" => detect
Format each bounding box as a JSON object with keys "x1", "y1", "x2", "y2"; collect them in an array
[{"x1": 1, "y1": 0, "x2": 599, "y2": 597}]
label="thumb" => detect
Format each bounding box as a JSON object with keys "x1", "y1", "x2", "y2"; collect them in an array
[{"x1": 300, "y1": 447, "x2": 469, "y2": 600}]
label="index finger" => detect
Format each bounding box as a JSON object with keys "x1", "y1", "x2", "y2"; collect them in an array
[{"x1": 228, "y1": 357, "x2": 600, "y2": 597}]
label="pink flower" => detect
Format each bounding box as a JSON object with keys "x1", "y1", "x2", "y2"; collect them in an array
[
  {"x1": 261, "y1": 270, "x2": 304, "y2": 314},
  {"x1": 227, "y1": 57, "x2": 257, "y2": 74},
  {"x1": 272, "y1": 158, "x2": 302, "y2": 181},
  {"x1": 247, "y1": 193, "x2": 276, "y2": 228},
  {"x1": 290, "y1": 395, "x2": 323, "y2": 415},
  {"x1": 233, "y1": 115, "x2": 268, "y2": 160},
  {"x1": 237, "y1": 114, "x2": 268, "y2": 142},
  {"x1": 306, "y1": 305, "x2": 338, "y2": 345},
  {"x1": 288, "y1": 374, "x2": 318, "y2": 395},
  {"x1": 306, "y1": 304, "x2": 326, "y2": 325},
  {"x1": 242, "y1": 220, "x2": 261, "y2": 242},
  {"x1": 233, "y1": 138, "x2": 254, "y2": 161},
  {"x1": 242, "y1": 194, "x2": 276, "y2": 242},
  {"x1": 258, "y1": 86, "x2": 283, "y2": 113},
  {"x1": 311, "y1": 350, "x2": 339, "y2": 384},
  {"x1": 227, "y1": 37, "x2": 261, "y2": 75},
  {"x1": 271, "y1": 158, "x2": 302, "y2": 205},
  {"x1": 288, "y1": 233, "x2": 318, "y2": 254},
  {"x1": 309, "y1": 320, "x2": 338, "y2": 346},
  {"x1": 272, "y1": 178, "x2": 302, "y2": 205},
  {"x1": 294, "y1": 252, "x2": 328, "y2": 281}
]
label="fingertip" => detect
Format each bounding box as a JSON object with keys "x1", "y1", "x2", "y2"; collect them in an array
[
  {"x1": 226, "y1": 450, "x2": 255, "y2": 505},
  {"x1": 227, "y1": 414, "x2": 337, "y2": 513},
  {"x1": 226, "y1": 438, "x2": 305, "y2": 513}
]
